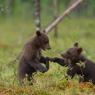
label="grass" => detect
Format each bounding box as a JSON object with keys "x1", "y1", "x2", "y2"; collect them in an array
[{"x1": 0, "y1": 18, "x2": 95, "y2": 95}]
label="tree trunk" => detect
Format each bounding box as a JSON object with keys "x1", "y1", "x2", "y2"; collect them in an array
[
  {"x1": 33, "y1": 0, "x2": 41, "y2": 31},
  {"x1": 5, "y1": 0, "x2": 15, "y2": 17},
  {"x1": 44, "y1": 0, "x2": 83, "y2": 34},
  {"x1": 53, "y1": 0, "x2": 59, "y2": 38}
]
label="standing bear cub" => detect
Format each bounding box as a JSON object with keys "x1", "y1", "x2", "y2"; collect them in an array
[{"x1": 17, "y1": 30, "x2": 51, "y2": 84}]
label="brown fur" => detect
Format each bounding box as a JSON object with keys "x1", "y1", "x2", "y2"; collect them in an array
[
  {"x1": 17, "y1": 31, "x2": 51, "y2": 84},
  {"x1": 50, "y1": 42, "x2": 95, "y2": 84},
  {"x1": 62, "y1": 43, "x2": 95, "y2": 84}
]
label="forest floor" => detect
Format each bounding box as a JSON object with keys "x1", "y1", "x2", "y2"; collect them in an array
[{"x1": 0, "y1": 18, "x2": 95, "y2": 95}]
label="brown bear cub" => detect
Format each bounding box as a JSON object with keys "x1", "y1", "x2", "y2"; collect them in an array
[
  {"x1": 17, "y1": 30, "x2": 51, "y2": 84},
  {"x1": 52, "y1": 43, "x2": 95, "y2": 84}
]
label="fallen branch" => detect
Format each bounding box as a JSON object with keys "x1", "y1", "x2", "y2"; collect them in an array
[{"x1": 44, "y1": 0, "x2": 83, "y2": 34}]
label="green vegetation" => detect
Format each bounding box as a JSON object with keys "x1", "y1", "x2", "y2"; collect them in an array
[
  {"x1": 0, "y1": 18, "x2": 95, "y2": 95},
  {"x1": 0, "y1": 0, "x2": 95, "y2": 19},
  {"x1": 0, "y1": 0, "x2": 95, "y2": 95}
]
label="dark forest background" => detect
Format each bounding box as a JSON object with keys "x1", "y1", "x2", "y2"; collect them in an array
[{"x1": 0, "y1": 0, "x2": 95, "y2": 18}]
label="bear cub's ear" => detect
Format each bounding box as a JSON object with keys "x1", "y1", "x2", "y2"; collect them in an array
[
  {"x1": 36, "y1": 30, "x2": 41, "y2": 36},
  {"x1": 74, "y1": 42, "x2": 79, "y2": 47},
  {"x1": 77, "y1": 48, "x2": 83, "y2": 54}
]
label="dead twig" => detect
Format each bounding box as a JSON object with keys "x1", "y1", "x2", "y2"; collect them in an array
[{"x1": 44, "y1": 0, "x2": 83, "y2": 34}]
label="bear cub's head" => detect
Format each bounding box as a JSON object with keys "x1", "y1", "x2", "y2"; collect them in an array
[
  {"x1": 61, "y1": 42, "x2": 83, "y2": 64},
  {"x1": 32, "y1": 30, "x2": 51, "y2": 50}
]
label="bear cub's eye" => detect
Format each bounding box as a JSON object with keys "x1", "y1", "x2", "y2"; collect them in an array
[
  {"x1": 44, "y1": 40, "x2": 49, "y2": 44},
  {"x1": 67, "y1": 51, "x2": 71, "y2": 55}
]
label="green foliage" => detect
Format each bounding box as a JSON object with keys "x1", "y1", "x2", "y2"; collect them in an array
[
  {"x1": 0, "y1": 18, "x2": 95, "y2": 94},
  {"x1": 0, "y1": 0, "x2": 95, "y2": 18}
]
